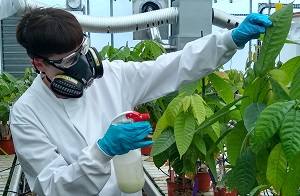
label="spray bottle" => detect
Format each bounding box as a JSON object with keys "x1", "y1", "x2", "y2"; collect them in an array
[{"x1": 111, "y1": 111, "x2": 150, "y2": 193}]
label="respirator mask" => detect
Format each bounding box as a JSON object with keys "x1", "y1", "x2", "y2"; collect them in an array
[{"x1": 43, "y1": 36, "x2": 104, "y2": 98}]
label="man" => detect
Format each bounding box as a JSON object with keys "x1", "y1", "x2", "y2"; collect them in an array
[{"x1": 10, "y1": 7, "x2": 272, "y2": 196}]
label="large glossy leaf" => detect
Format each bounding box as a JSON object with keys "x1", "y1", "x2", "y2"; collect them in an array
[
  {"x1": 253, "y1": 100, "x2": 294, "y2": 144},
  {"x1": 256, "y1": 149, "x2": 269, "y2": 173},
  {"x1": 182, "y1": 96, "x2": 191, "y2": 112},
  {"x1": 174, "y1": 112, "x2": 195, "y2": 158},
  {"x1": 206, "y1": 126, "x2": 234, "y2": 157},
  {"x1": 226, "y1": 121, "x2": 248, "y2": 166},
  {"x1": 169, "y1": 143, "x2": 184, "y2": 175},
  {"x1": 153, "y1": 148, "x2": 169, "y2": 168},
  {"x1": 231, "y1": 147, "x2": 257, "y2": 196},
  {"x1": 208, "y1": 73, "x2": 234, "y2": 104},
  {"x1": 256, "y1": 149, "x2": 270, "y2": 187},
  {"x1": 254, "y1": 3, "x2": 293, "y2": 76},
  {"x1": 205, "y1": 153, "x2": 218, "y2": 183},
  {"x1": 204, "y1": 104, "x2": 221, "y2": 141},
  {"x1": 165, "y1": 95, "x2": 184, "y2": 126},
  {"x1": 178, "y1": 80, "x2": 200, "y2": 96},
  {"x1": 244, "y1": 103, "x2": 266, "y2": 132},
  {"x1": 281, "y1": 154, "x2": 300, "y2": 196},
  {"x1": 280, "y1": 108, "x2": 300, "y2": 163},
  {"x1": 240, "y1": 77, "x2": 271, "y2": 117},
  {"x1": 191, "y1": 94, "x2": 206, "y2": 125},
  {"x1": 248, "y1": 185, "x2": 268, "y2": 196},
  {"x1": 269, "y1": 77, "x2": 290, "y2": 101},
  {"x1": 184, "y1": 143, "x2": 201, "y2": 175},
  {"x1": 194, "y1": 97, "x2": 244, "y2": 134},
  {"x1": 266, "y1": 144, "x2": 287, "y2": 193},
  {"x1": 269, "y1": 69, "x2": 287, "y2": 83},
  {"x1": 151, "y1": 129, "x2": 175, "y2": 157},
  {"x1": 290, "y1": 65, "x2": 300, "y2": 99},
  {"x1": 193, "y1": 133, "x2": 206, "y2": 155},
  {"x1": 279, "y1": 56, "x2": 300, "y2": 85},
  {"x1": 152, "y1": 113, "x2": 169, "y2": 140}
]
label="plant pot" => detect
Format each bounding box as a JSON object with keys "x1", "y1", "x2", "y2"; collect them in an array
[
  {"x1": 167, "y1": 178, "x2": 192, "y2": 196},
  {"x1": 213, "y1": 186, "x2": 238, "y2": 196},
  {"x1": 141, "y1": 144, "x2": 152, "y2": 156},
  {"x1": 0, "y1": 139, "x2": 15, "y2": 155},
  {"x1": 194, "y1": 172, "x2": 211, "y2": 192},
  {"x1": 173, "y1": 188, "x2": 202, "y2": 196}
]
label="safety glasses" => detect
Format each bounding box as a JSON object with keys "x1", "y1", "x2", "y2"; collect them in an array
[{"x1": 43, "y1": 36, "x2": 89, "y2": 69}]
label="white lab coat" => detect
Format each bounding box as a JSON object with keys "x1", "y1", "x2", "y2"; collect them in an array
[{"x1": 10, "y1": 30, "x2": 238, "y2": 196}]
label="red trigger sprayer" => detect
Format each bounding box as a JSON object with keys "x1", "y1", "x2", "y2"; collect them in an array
[
  {"x1": 111, "y1": 111, "x2": 150, "y2": 125},
  {"x1": 112, "y1": 111, "x2": 150, "y2": 193}
]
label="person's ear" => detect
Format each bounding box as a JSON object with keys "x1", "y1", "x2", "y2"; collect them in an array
[{"x1": 31, "y1": 58, "x2": 46, "y2": 72}]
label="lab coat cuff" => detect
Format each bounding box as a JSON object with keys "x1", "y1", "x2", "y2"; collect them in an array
[
  {"x1": 224, "y1": 30, "x2": 243, "y2": 50},
  {"x1": 92, "y1": 142, "x2": 113, "y2": 161}
]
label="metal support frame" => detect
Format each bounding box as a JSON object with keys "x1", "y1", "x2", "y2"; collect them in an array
[{"x1": 258, "y1": 3, "x2": 300, "y2": 14}]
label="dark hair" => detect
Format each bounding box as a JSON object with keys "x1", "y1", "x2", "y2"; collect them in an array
[{"x1": 16, "y1": 7, "x2": 83, "y2": 59}]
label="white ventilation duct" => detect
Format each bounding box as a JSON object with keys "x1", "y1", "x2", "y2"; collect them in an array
[
  {"x1": 15, "y1": 0, "x2": 179, "y2": 33},
  {"x1": 1, "y1": 0, "x2": 244, "y2": 34}
]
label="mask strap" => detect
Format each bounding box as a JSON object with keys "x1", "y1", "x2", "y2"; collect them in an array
[{"x1": 45, "y1": 74, "x2": 52, "y2": 83}]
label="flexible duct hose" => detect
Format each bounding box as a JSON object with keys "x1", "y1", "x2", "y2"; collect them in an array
[
  {"x1": 19, "y1": 0, "x2": 178, "y2": 33},
  {"x1": 76, "y1": 8, "x2": 178, "y2": 33},
  {"x1": 18, "y1": 0, "x2": 241, "y2": 33}
]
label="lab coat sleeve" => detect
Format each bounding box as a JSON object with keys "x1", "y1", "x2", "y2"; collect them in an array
[
  {"x1": 10, "y1": 103, "x2": 112, "y2": 196},
  {"x1": 105, "y1": 30, "x2": 238, "y2": 106}
]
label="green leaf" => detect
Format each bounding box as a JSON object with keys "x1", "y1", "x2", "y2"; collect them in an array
[
  {"x1": 191, "y1": 94, "x2": 206, "y2": 125},
  {"x1": 153, "y1": 148, "x2": 169, "y2": 168},
  {"x1": 253, "y1": 100, "x2": 294, "y2": 144},
  {"x1": 195, "y1": 97, "x2": 245, "y2": 134},
  {"x1": 151, "y1": 129, "x2": 175, "y2": 157},
  {"x1": 233, "y1": 147, "x2": 257, "y2": 196},
  {"x1": 280, "y1": 108, "x2": 300, "y2": 163},
  {"x1": 182, "y1": 96, "x2": 191, "y2": 112},
  {"x1": 279, "y1": 56, "x2": 300, "y2": 86},
  {"x1": 226, "y1": 121, "x2": 248, "y2": 166},
  {"x1": 169, "y1": 143, "x2": 184, "y2": 174},
  {"x1": 99, "y1": 45, "x2": 111, "y2": 59},
  {"x1": 248, "y1": 185, "x2": 268, "y2": 196},
  {"x1": 3, "y1": 72, "x2": 16, "y2": 83},
  {"x1": 256, "y1": 149, "x2": 269, "y2": 173},
  {"x1": 123, "y1": 46, "x2": 131, "y2": 58},
  {"x1": 184, "y1": 143, "x2": 200, "y2": 174},
  {"x1": 152, "y1": 113, "x2": 169, "y2": 140},
  {"x1": 269, "y1": 77, "x2": 290, "y2": 101},
  {"x1": 179, "y1": 80, "x2": 200, "y2": 95},
  {"x1": 290, "y1": 65, "x2": 300, "y2": 99},
  {"x1": 206, "y1": 126, "x2": 234, "y2": 157},
  {"x1": 266, "y1": 144, "x2": 287, "y2": 193},
  {"x1": 174, "y1": 112, "x2": 195, "y2": 158},
  {"x1": 208, "y1": 73, "x2": 234, "y2": 103},
  {"x1": 205, "y1": 153, "x2": 218, "y2": 183},
  {"x1": 241, "y1": 76, "x2": 271, "y2": 117},
  {"x1": 269, "y1": 69, "x2": 287, "y2": 83},
  {"x1": 282, "y1": 154, "x2": 300, "y2": 196},
  {"x1": 165, "y1": 95, "x2": 184, "y2": 126},
  {"x1": 193, "y1": 134, "x2": 206, "y2": 155},
  {"x1": 254, "y1": 3, "x2": 293, "y2": 76},
  {"x1": 244, "y1": 103, "x2": 266, "y2": 132}
]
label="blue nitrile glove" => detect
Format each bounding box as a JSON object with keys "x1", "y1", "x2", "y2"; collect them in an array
[
  {"x1": 97, "y1": 121, "x2": 153, "y2": 156},
  {"x1": 232, "y1": 13, "x2": 272, "y2": 47}
]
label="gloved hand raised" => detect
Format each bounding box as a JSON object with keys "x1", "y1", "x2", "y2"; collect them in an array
[
  {"x1": 232, "y1": 13, "x2": 272, "y2": 47},
  {"x1": 98, "y1": 121, "x2": 153, "y2": 156}
]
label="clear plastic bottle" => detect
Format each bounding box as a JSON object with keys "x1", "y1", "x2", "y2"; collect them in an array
[
  {"x1": 111, "y1": 111, "x2": 150, "y2": 193},
  {"x1": 113, "y1": 149, "x2": 145, "y2": 193}
]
